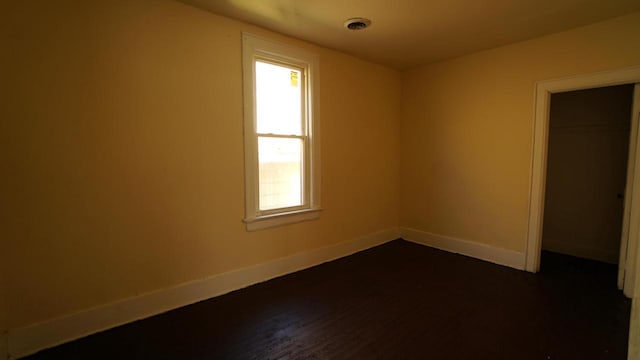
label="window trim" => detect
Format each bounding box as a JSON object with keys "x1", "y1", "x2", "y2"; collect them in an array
[{"x1": 241, "y1": 33, "x2": 321, "y2": 231}]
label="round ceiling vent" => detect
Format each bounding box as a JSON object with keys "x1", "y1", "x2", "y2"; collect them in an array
[{"x1": 344, "y1": 18, "x2": 371, "y2": 31}]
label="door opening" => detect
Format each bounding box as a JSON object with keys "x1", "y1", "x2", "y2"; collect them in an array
[
  {"x1": 526, "y1": 66, "x2": 640, "y2": 360},
  {"x1": 526, "y1": 67, "x2": 640, "y2": 292},
  {"x1": 541, "y1": 85, "x2": 634, "y2": 269}
]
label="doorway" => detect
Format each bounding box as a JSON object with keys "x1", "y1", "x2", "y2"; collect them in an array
[
  {"x1": 541, "y1": 85, "x2": 634, "y2": 267},
  {"x1": 525, "y1": 67, "x2": 640, "y2": 359},
  {"x1": 526, "y1": 67, "x2": 640, "y2": 293}
]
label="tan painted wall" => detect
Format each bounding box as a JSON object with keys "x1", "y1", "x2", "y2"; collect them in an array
[
  {"x1": 2, "y1": 0, "x2": 401, "y2": 330},
  {"x1": 400, "y1": 11, "x2": 640, "y2": 252},
  {"x1": 543, "y1": 85, "x2": 633, "y2": 263}
]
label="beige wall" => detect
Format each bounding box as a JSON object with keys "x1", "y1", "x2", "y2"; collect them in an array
[
  {"x1": 400, "y1": 11, "x2": 640, "y2": 252},
  {"x1": 2, "y1": 0, "x2": 401, "y2": 330},
  {"x1": 543, "y1": 85, "x2": 634, "y2": 263}
]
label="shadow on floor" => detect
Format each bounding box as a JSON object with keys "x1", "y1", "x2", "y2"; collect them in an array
[{"x1": 26, "y1": 240, "x2": 631, "y2": 360}]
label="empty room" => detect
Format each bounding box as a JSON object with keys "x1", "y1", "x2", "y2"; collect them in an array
[{"x1": 3, "y1": 0, "x2": 640, "y2": 359}]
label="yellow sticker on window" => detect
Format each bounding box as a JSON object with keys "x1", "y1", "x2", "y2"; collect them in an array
[{"x1": 290, "y1": 71, "x2": 298, "y2": 87}]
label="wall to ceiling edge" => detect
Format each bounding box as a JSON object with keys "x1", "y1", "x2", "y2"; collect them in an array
[{"x1": 400, "y1": 10, "x2": 640, "y2": 253}]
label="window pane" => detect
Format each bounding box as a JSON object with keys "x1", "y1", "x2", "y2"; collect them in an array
[
  {"x1": 256, "y1": 61, "x2": 302, "y2": 136},
  {"x1": 258, "y1": 137, "x2": 303, "y2": 211}
]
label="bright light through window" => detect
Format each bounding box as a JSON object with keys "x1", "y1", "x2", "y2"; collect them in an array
[
  {"x1": 256, "y1": 61, "x2": 304, "y2": 211},
  {"x1": 256, "y1": 62, "x2": 302, "y2": 136},
  {"x1": 242, "y1": 33, "x2": 319, "y2": 231},
  {"x1": 258, "y1": 137, "x2": 303, "y2": 210}
]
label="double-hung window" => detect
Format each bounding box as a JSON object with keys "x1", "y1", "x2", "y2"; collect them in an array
[{"x1": 242, "y1": 34, "x2": 320, "y2": 231}]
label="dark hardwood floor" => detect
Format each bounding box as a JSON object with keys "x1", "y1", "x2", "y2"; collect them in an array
[{"x1": 27, "y1": 239, "x2": 631, "y2": 359}]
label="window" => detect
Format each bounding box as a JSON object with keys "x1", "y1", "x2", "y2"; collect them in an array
[{"x1": 242, "y1": 33, "x2": 320, "y2": 231}]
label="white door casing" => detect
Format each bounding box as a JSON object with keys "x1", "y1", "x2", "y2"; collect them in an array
[
  {"x1": 526, "y1": 67, "x2": 640, "y2": 293},
  {"x1": 621, "y1": 84, "x2": 640, "y2": 297}
]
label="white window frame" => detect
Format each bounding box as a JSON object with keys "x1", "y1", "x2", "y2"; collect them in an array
[{"x1": 242, "y1": 33, "x2": 321, "y2": 231}]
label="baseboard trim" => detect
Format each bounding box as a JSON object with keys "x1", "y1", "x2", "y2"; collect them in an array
[
  {"x1": 541, "y1": 244, "x2": 618, "y2": 265},
  {"x1": 7, "y1": 228, "x2": 400, "y2": 359},
  {"x1": 400, "y1": 227, "x2": 526, "y2": 270}
]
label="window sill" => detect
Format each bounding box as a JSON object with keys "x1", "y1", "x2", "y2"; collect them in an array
[{"x1": 244, "y1": 208, "x2": 322, "y2": 231}]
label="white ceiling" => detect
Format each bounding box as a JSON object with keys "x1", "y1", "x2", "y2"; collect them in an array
[{"x1": 177, "y1": 0, "x2": 640, "y2": 69}]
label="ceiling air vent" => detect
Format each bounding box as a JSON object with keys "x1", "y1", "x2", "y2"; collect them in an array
[{"x1": 344, "y1": 18, "x2": 371, "y2": 31}]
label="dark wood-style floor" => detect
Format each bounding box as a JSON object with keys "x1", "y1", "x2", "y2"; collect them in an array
[{"x1": 27, "y1": 239, "x2": 631, "y2": 359}]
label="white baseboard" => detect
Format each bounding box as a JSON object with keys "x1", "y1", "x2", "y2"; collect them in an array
[
  {"x1": 400, "y1": 227, "x2": 526, "y2": 270},
  {"x1": 7, "y1": 228, "x2": 400, "y2": 359},
  {"x1": 541, "y1": 243, "x2": 618, "y2": 264}
]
